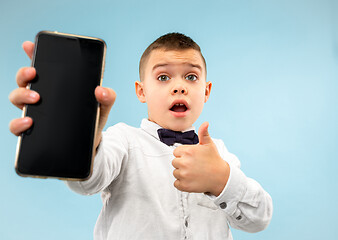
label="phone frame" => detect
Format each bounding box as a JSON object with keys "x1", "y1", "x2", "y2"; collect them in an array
[{"x1": 14, "y1": 31, "x2": 106, "y2": 181}]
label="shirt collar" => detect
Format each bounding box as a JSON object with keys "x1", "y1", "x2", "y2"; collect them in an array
[{"x1": 140, "y1": 118, "x2": 196, "y2": 142}]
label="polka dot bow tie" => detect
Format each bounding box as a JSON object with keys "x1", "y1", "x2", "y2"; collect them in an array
[{"x1": 157, "y1": 128, "x2": 199, "y2": 146}]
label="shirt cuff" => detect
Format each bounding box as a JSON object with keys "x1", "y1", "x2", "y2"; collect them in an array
[{"x1": 205, "y1": 163, "x2": 247, "y2": 215}]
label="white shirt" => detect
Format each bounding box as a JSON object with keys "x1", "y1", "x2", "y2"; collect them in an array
[{"x1": 66, "y1": 119, "x2": 272, "y2": 240}]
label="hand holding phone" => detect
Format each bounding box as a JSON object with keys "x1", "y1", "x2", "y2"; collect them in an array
[{"x1": 9, "y1": 31, "x2": 116, "y2": 180}]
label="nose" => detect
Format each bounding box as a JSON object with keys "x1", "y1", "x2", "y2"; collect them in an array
[{"x1": 171, "y1": 82, "x2": 188, "y2": 95}]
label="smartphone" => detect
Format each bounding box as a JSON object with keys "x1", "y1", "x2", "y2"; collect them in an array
[{"x1": 15, "y1": 31, "x2": 106, "y2": 180}]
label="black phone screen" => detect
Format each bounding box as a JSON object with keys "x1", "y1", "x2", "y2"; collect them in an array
[{"x1": 16, "y1": 32, "x2": 106, "y2": 180}]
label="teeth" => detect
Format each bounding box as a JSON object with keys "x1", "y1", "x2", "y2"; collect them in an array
[{"x1": 175, "y1": 104, "x2": 185, "y2": 106}]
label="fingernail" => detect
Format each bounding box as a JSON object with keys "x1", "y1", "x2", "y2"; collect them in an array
[
  {"x1": 102, "y1": 89, "x2": 107, "y2": 98},
  {"x1": 22, "y1": 117, "x2": 31, "y2": 124},
  {"x1": 29, "y1": 91, "x2": 38, "y2": 99},
  {"x1": 25, "y1": 68, "x2": 33, "y2": 76}
]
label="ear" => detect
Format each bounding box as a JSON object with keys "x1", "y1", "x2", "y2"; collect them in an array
[
  {"x1": 204, "y1": 81, "x2": 212, "y2": 103},
  {"x1": 135, "y1": 81, "x2": 146, "y2": 103}
]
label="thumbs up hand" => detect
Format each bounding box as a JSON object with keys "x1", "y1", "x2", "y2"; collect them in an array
[{"x1": 172, "y1": 122, "x2": 230, "y2": 196}]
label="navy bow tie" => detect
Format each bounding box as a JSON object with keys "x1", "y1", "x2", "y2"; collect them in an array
[{"x1": 157, "y1": 128, "x2": 199, "y2": 146}]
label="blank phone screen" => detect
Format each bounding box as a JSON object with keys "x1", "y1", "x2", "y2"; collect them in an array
[{"x1": 16, "y1": 32, "x2": 105, "y2": 180}]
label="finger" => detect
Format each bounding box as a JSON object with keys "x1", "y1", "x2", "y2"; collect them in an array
[
  {"x1": 174, "y1": 179, "x2": 181, "y2": 190},
  {"x1": 95, "y1": 86, "x2": 116, "y2": 131},
  {"x1": 22, "y1": 41, "x2": 35, "y2": 60},
  {"x1": 9, "y1": 117, "x2": 33, "y2": 136},
  {"x1": 173, "y1": 147, "x2": 180, "y2": 157},
  {"x1": 173, "y1": 179, "x2": 189, "y2": 192},
  {"x1": 173, "y1": 169, "x2": 180, "y2": 180},
  {"x1": 173, "y1": 145, "x2": 190, "y2": 157},
  {"x1": 16, "y1": 67, "x2": 36, "y2": 87},
  {"x1": 198, "y1": 121, "x2": 213, "y2": 145},
  {"x1": 174, "y1": 145, "x2": 195, "y2": 159},
  {"x1": 9, "y1": 88, "x2": 40, "y2": 109},
  {"x1": 172, "y1": 157, "x2": 180, "y2": 169}
]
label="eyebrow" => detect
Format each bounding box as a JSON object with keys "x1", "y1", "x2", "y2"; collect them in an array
[{"x1": 152, "y1": 63, "x2": 202, "y2": 72}]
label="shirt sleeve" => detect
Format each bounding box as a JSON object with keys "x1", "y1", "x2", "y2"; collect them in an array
[
  {"x1": 65, "y1": 123, "x2": 129, "y2": 195},
  {"x1": 206, "y1": 139, "x2": 273, "y2": 233}
]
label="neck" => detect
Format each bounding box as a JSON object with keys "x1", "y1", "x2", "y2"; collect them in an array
[{"x1": 147, "y1": 118, "x2": 194, "y2": 132}]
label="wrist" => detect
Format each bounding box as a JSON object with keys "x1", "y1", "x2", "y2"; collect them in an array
[{"x1": 209, "y1": 160, "x2": 230, "y2": 196}]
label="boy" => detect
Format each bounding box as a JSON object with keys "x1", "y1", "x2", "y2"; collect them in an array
[{"x1": 9, "y1": 33, "x2": 272, "y2": 239}]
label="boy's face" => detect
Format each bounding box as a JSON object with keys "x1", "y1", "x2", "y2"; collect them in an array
[{"x1": 136, "y1": 49, "x2": 211, "y2": 131}]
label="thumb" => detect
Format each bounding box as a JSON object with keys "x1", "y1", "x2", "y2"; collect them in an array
[
  {"x1": 95, "y1": 86, "x2": 116, "y2": 132},
  {"x1": 22, "y1": 41, "x2": 35, "y2": 60},
  {"x1": 198, "y1": 122, "x2": 213, "y2": 145}
]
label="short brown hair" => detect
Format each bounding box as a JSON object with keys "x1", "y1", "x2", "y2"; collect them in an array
[{"x1": 139, "y1": 32, "x2": 206, "y2": 80}]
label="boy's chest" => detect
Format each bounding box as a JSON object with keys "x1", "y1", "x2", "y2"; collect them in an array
[
  {"x1": 111, "y1": 142, "x2": 219, "y2": 211},
  {"x1": 102, "y1": 137, "x2": 229, "y2": 239}
]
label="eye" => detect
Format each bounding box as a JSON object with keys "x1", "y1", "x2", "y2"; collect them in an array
[
  {"x1": 185, "y1": 74, "x2": 197, "y2": 81},
  {"x1": 158, "y1": 75, "x2": 170, "y2": 81}
]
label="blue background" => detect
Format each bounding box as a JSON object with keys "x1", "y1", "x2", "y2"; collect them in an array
[{"x1": 1, "y1": 0, "x2": 337, "y2": 239}]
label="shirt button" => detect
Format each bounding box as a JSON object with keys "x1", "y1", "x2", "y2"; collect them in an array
[
  {"x1": 236, "y1": 215, "x2": 242, "y2": 220},
  {"x1": 219, "y1": 202, "x2": 227, "y2": 209},
  {"x1": 185, "y1": 220, "x2": 188, "y2": 227}
]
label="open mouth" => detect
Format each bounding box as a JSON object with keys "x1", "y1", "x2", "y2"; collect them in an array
[{"x1": 170, "y1": 103, "x2": 188, "y2": 112}]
